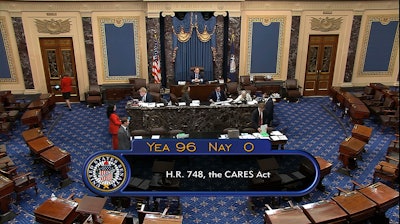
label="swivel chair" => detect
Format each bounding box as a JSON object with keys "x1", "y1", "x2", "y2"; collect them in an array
[{"x1": 284, "y1": 79, "x2": 302, "y2": 102}]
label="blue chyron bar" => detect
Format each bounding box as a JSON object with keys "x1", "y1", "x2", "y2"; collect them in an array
[{"x1": 82, "y1": 139, "x2": 320, "y2": 197}]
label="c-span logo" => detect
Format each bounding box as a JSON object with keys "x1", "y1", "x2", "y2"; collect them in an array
[{"x1": 85, "y1": 154, "x2": 127, "y2": 193}]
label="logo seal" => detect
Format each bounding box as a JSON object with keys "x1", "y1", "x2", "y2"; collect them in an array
[{"x1": 85, "y1": 154, "x2": 127, "y2": 193}]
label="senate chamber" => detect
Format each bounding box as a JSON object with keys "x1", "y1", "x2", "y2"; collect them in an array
[{"x1": 0, "y1": 0, "x2": 399, "y2": 223}]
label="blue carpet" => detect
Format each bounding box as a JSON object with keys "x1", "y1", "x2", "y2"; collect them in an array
[{"x1": 2, "y1": 96, "x2": 399, "y2": 223}]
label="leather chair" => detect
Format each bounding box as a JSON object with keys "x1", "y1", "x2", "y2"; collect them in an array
[
  {"x1": 131, "y1": 129, "x2": 150, "y2": 137},
  {"x1": 239, "y1": 76, "x2": 251, "y2": 87},
  {"x1": 4, "y1": 94, "x2": 29, "y2": 112},
  {"x1": 150, "y1": 127, "x2": 168, "y2": 136},
  {"x1": 0, "y1": 103, "x2": 19, "y2": 123},
  {"x1": 169, "y1": 129, "x2": 184, "y2": 137},
  {"x1": 85, "y1": 85, "x2": 102, "y2": 108},
  {"x1": 353, "y1": 86, "x2": 375, "y2": 99},
  {"x1": 131, "y1": 78, "x2": 147, "y2": 98},
  {"x1": 148, "y1": 83, "x2": 162, "y2": 102},
  {"x1": 369, "y1": 95, "x2": 395, "y2": 116},
  {"x1": 285, "y1": 79, "x2": 302, "y2": 102},
  {"x1": 225, "y1": 82, "x2": 239, "y2": 98},
  {"x1": 253, "y1": 76, "x2": 265, "y2": 83},
  {"x1": 362, "y1": 90, "x2": 384, "y2": 107},
  {"x1": 379, "y1": 106, "x2": 399, "y2": 132},
  {"x1": 0, "y1": 121, "x2": 12, "y2": 141}
]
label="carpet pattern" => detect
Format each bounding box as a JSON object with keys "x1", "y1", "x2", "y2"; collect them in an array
[{"x1": 2, "y1": 96, "x2": 399, "y2": 223}]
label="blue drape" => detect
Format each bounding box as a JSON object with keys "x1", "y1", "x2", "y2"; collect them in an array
[{"x1": 172, "y1": 12, "x2": 216, "y2": 82}]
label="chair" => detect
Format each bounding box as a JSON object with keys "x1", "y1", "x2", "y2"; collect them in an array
[
  {"x1": 239, "y1": 75, "x2": 251, "y2": 87},
  {"x1": 0, "y1": 121, "x2": 12, "y2": 141},
  {"x1": 387, "y1": 134, "x2": 399, "y2": 160},
  {"x1": 369, "y1": 95, "x2": 395, "y2": 117},
  {"x1": 85, "y1": 85, "x2": 102, "y2": 108},
  {"x1": 253, "y1": 76, "x2": 265, "y2": 83},
  {"x1": 150, "y1": 127, "x2": 168, "y2": 136},
  {"x1": 169, "y1": 129, "x2": 184, "y2": 137},
  {"x1": 362, "y1": 90, "x2": 384, "y2": 107},
  {"x1": 4, "y1": 94, "x2": 29, "y2": 112},
  {"x1": 225, "y1": 82, "x2": 239, "y2": 98},
  {"x1": 148, "y1": 83, "x2": 162, "y2": 102},
  {"x1": 284, "y1": 79, "x2": 302, "y2": 102},
  {"x1": 353, "y1": 86, "x2": 375, "y2": 100},
  {"x1": 373, "y1": 156, "x2": 399, "y2": 187},
  {"x1": 0, "y1": 103, "x2": 19, "y2": 123},
  {"x1": 131, "y1": 129, "x2": 150, "y2": 137},
  {"x1": 379, "y1": 106, "x2": 399, "y2": 132},
  {"x1": 131, "y1": 78, "x2": 147, "y2": 98}
]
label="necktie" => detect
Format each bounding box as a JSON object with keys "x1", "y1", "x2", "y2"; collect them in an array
[
  {"x1": 195, "y1": 74, "x2": 198, "y2": 79},
  {"x1": 217, "y1": 92, "x2": 220, "y2": 101},
  {"x1": 259, "y1": 112, "x2": 263, "y2": 126}
]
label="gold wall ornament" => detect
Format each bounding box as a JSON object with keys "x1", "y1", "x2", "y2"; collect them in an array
[
  {"x1": 172, "y1": 26, "x2": 192, "y2": 43},
  {"x1": 310, "y1": 17, "x2": 343, "y2": 32},
  {"x1": 261, "y1": 18, "x2": 272, "y2": 26},
  {"x1": 114, "y1": 17, "x2": 125, "y2": 27},
  {"x1": 196, "y1": 25, "x2": 216, "y2": 42},
  {"x1": 35, "y1": 18, "x2": 71, "y2": 34}
]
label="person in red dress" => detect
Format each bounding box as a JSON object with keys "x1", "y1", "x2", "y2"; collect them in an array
[
  {"x1": 60, "y1": 74, "x2": 73, "y2": 110},
  {"x1": 107, "y1": 104, "x2": 121, "y2": 149}
]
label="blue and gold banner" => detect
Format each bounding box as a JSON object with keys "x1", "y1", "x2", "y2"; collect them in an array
[{"x1": 83, "y1": 139, "x2": 320, "y2": 197}]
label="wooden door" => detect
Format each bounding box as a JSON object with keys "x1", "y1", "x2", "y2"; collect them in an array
[
  {"x1": 40, "y1": 37, "x2": 79, "y2": 102},
  {"x1": 303, "y1": 35, "x2": 338, "y2": 96}
]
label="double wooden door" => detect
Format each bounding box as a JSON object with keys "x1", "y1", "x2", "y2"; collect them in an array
[
  {"x1": 303, "y1": 35, "x2": 338, "y2": 96},
  {"x1": 39, "y1": 37, "x2": 79, "y2": 102}
]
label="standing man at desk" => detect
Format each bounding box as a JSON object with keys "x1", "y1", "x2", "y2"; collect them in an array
[
  {"x1": 251, "y1": 102, "x2": 270, "y2": 132},
  {"x1": 209, "y1": 86, "x2": 227, "y2": 103},
  {"x1": 139, "y1": 87, "x2": 153, "y2": 102},
  {"x1": 190, "y1": 67, "x2": 204, "y2": 84},
  {"x1": 117, "y1": 117, "x2": 131, "y2": 150}
]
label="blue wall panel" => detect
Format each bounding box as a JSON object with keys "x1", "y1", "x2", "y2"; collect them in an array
[
  {"x1": 0, "y1": 31, "x2": 11, "y2": 79},
  {"x1": 105, "y1": 23, "x2": 136, "y2": 76},
  {"x1": 364, "y1": 21, "x2": 398, "y2": 72},
  {"x1": 250, "y1": 22, "x2": 279, "y2": 73}
]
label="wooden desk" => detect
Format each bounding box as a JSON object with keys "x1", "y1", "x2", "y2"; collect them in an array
[
  {"x1": 0, "y1": 175, "x2": 14, "y2": 213},
  {"x1": 21, "y1": 109, "x2": 42, "y2": 128},
  {"x1": 302, "y1": 200, "x2": 348, "y2": 224},
  {"x1": 143, "y1": 214, "x2": 183, "y2": 224},
  {"x1": 170, "y1": 83, "x2": 224, "y2": 102},
  {"x1": 40, "y1": 146, "x2": 71, "y2": 180},
  {"x1": 264, "y1": 206, "x2": 311, "y2": 224},
  {"x1": 338, "y1": 137, "x2": 366, "y2": 171},
  {"x1": 351, "y1": 124, "x2": 373, "y2": 143},
  {"x1": 332, "y1": 191, "x2": 376, "y2": 223},
  {"x1": 126, "y1": 104, "x2": 257, "y2": 133},
  {"x1": 28, "y1": 99, "x2": 50, "y2": 119},
  {"x1": 34, "y1": 197, "x2": 79, "y2": 224},
  {"x1": 21, "y1": 128, "x2": 44, "y2": 142},
  {"x1": 357, "y1": 182, "x2": 399, "y2": 213},
  {"x1": 76, "y1": 196, "x2": 107, "y2": 223},
  {"x1": 40, "y1": 93, "x2": 56, "y2": 111},
  {"x1": 26, "y1": 136, "x2": 54, "y2": 155},
  {"x1": 98, "y1": 209, "x2": 127, "y2": 224}
]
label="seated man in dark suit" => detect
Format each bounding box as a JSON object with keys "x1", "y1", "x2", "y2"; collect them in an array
[
  {"x1": 190, "y1": 67, "x2": 204, "y2": 84},
  {"x1": 139, "y1": 87, "x2": 153, "y2": 102},
  {"x1": 209, "y1": 86, "x2": 227, "y2": 103},
  {"x1": 251, "y1": 102, "x2": 271, "y2": 132}
]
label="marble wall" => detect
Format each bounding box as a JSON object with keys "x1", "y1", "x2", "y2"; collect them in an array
[
  {"x1": 229, "y1": 16, "x2": 241, "y2": 80},
  {"x1": 344, "y1": 15, "x2": 361, "y2": 83},
  {"x1": 12, "y1": 17, "x2": 33, "y2": 89},
  {"x1": 82, "y1": 17, "x2": 97, "y2": 85},
  {"x1": 287, "y1": 16, "x2": 300, "y2": 80}
]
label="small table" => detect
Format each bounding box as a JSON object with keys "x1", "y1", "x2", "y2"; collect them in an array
[
  {"x1": 332, "y1": 191, "x2": 377, "y2": 223},
  {"x1": 26, "y1": 136, "x2": 54, "y2": 155},
  {"x1": 301, "y1": 200, "x2": 348, "y2": 224},
  {"x1": 21, "y1": 109, "x2": 42, "y2": 128},
  {"x1": 34, "y1": 197, "x2": 79, "y2": 224},
  {"x1": 143, "y1": 214, "x2": 183, "y2": 224},
  {"x1": 21, "y1": 128, "x2": 44, "y2": 142},
  {"x1": 40, "y1": 146, "x2": 72, "y2": 188},
  {"x1": 351, "y1": 124, "x2": 373, "y2": 143},
  {"x1": 76, "y1": 195, "x2": 107, "y2": 223},
  {"x1": 264, "y1": 206, "x2": 311, "y2": 224}
]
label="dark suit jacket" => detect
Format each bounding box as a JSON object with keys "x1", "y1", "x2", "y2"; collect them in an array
[
  {"x1": 141, "y1": 93, "x2": 153, "y2": 102},
  {"x1": 209, "y1": 91, "x2": 227, "y2": 102},
  {"x1": 190, "y1": 73, "x2": 204, "y2": 83},
  {"x1": 264, "y1": 98, "x2": 274, "y2": 125},
  {"x1": 251, "y1": 108, "x2": 270, "y2": 129},
  {"x1": 117, "y1": 126, "x2": 131, "y2": 150}
]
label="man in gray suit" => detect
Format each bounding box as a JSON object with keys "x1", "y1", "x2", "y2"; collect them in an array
[{"x1": 117, "y1": 117, "x2": 131, "y2": 150}]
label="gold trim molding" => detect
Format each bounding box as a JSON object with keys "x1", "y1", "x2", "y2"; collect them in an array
[
  {"x1": 35, "y1": 18, "x2": 71, "y2": 34},
  {"x1": 310, "y1": 17, "x2": 343, "y2": 32}
]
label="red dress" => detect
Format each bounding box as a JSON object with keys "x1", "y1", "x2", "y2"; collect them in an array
[
  {"x1": 109, "y1": 113, "x2": 121, "y2": 149},
  {"x1": 61, "y1": 76, "x2": 72, "y2": 93}
]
